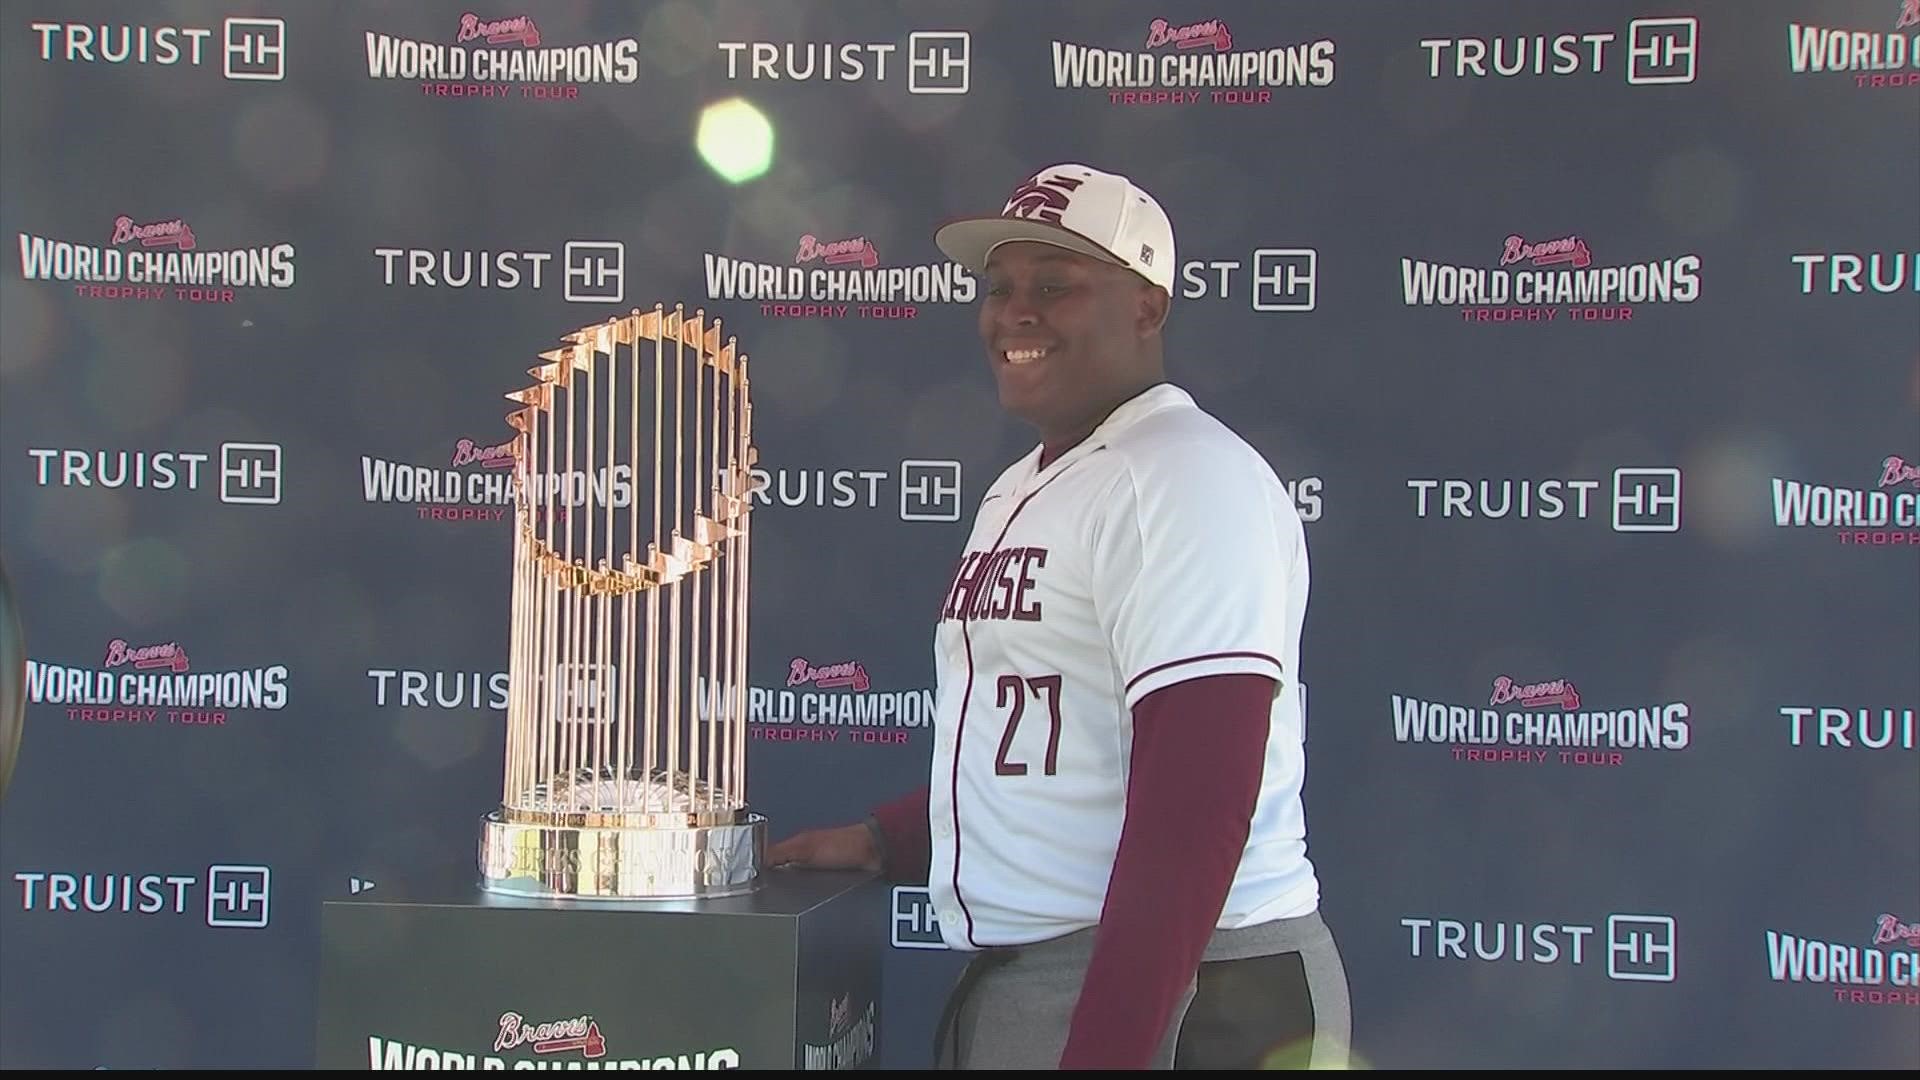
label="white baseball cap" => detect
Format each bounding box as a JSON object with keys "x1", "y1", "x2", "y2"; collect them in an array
[{"x1": 934, "y1": 163, "x2": 1176, "y2": 295}]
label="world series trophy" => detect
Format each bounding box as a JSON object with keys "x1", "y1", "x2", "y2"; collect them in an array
[
  {"x1": 479, "y1": 302, "x2": 763, "y2": 900},
  {"x1": 316, "y1": 303, "x2": 885, "y2": 1070}
]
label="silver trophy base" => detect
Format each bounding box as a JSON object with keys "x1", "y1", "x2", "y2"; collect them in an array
[
  {"x1": 479, "y1": 811, "x2": 766, "y2": 901},
  {"x1": 478, "y1": 771, "x2": 765, "y2": 901}
]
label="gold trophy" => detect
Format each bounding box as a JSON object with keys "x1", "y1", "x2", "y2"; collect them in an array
[{"x1": 478, "y1": 304, "x2": 762, "y2": 900}]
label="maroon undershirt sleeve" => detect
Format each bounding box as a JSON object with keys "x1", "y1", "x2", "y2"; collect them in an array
[
  {"x1": 1057, "y1": 672, "x2": 1276, "y2": 1069},
  {"x1": 868, "y1": 784, "x2": 932, "y2": 885}
]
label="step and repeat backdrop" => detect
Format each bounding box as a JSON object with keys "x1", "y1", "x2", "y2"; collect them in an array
[{"x1": 1, "y1": 0, "x2": 1916, "y2": 1070}]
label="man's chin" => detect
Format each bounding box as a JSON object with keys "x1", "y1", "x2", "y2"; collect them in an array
[{"x1": 994, "y1": 381, "x2": 1048, "y2": 425}]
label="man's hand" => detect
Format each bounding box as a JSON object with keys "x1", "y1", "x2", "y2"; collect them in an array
[{"x1": 765, "y1": 822, "x2": 881, "y2": 871}]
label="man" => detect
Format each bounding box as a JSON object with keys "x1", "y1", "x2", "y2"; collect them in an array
[{"x1": 766, "y1": 163, "x2": 1349, "y2": 1071}]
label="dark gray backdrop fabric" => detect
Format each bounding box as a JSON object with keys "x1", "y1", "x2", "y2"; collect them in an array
[{"x1": 2, "y1": 0, "x2": 1917, "y2": 1070}]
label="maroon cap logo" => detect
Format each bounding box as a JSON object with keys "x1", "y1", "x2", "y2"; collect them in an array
[{"x1": 1002, "y1": 173, "x2": 1085, "y2": 225}]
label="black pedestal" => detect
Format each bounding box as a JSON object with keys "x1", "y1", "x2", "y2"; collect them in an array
[{"x1": 315, "y1": 863, "x2": 885, "y2": 1070}]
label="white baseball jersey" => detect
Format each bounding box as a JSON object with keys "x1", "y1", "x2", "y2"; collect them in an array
[{"x1": 923, "y1": 383, "x2": 1318, "y2": 950}]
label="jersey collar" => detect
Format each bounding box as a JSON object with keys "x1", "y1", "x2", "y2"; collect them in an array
[{"x1": 1019, "y1": 382, "x2": 1193, "y2": 488}]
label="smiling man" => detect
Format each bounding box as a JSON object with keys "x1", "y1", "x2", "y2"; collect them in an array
[{"x1": 766, "y1": 163, "x2": 1349, "y2": 1071}]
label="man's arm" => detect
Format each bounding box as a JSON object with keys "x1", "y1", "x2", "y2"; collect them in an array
[
  {"x1": 1064, "y1": 439, "x2": 1306, "y2": 1068},
  {"x1": 867, "y1": 784, "x2": 932, "y2": 885},
  {"x1": 1057, "y1": 672, "x2": 1273, "y2": 1069}
]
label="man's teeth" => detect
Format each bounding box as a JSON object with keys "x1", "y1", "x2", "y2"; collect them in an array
[{"x1": 1005, "y1": 348, "x2": 1049, "y2": 365}]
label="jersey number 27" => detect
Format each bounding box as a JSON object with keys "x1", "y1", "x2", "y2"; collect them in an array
[{"x1": 994, "y1": 674, "x2": 1062, "y2": 776}]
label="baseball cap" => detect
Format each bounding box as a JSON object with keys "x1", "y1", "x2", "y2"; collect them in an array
[{"x1": 934, "y1": 163, "x2": 1176, "y2": 295}]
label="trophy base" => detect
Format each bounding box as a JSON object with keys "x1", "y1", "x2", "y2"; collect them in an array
[
  {"x1": 316, "y1": 863, "x2": 888, "y2": 1069},
  {"x1": 478, "y1": 810, "x2": 766, "y2": 901}
]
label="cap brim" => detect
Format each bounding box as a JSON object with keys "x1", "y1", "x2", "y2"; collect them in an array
[{"x1": 933, "y1": 215, "x2": 1127, "y2": 276}]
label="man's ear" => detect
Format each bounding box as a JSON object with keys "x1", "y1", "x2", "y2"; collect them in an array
[{"x1": 1137, "y1": 283, "x2": 1170, "y2": 336}]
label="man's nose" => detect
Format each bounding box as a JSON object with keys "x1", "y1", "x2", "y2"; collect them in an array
[{"x1": 995, "y1": 292, "x2": 1042, "y2": 329}]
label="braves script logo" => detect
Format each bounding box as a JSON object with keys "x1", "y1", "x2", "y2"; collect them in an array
[
  {"x1": 457, "y1": 13, "x2": 541, "y2": 47},
  {"x1": 112, "y1": 216, "x2": 195, "y2": 251},
  {"x1": 795, "y1": 234, "x2": 879, "y2": 269},
  {"x1": 495, "y1": 1012, "x2": 606, "y2": 1059},
  {"x1": 1880, "y1": 456, "x2": 1920, "y2": 489},
  {"x1": 1874, "y1": 914, "x2": 1920, "y2": 947},
  {"x1": 1002, "y1": 174, "x2": 1084, "y2": 226},
  {"x1": 789, "y1": 658, "x2": 871, "y2": 692},
  {"x1": 1900, "y1": 0, "x2": 1919, "y2": 30},
  {"x1": 105, "y1": 638, "x2": 190, "y2": 674},
  {"x1": 1145, "y1": 18, "x2": 1233, "y2": 51},
  {"x1": 1490, "y1": 675, "x2": 1581, "y2": 710},
  {"x1": 451, "y1": 437, "x2": 515, "y2": 469},
  {"x1": 1501, "y1": 234, "x2": 1592, "y2": 270}
]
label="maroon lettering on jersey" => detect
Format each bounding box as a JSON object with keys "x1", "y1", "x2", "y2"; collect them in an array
[
  {"x1": 1001, "y1": 174, "x2": 1084, "y2": 227},
  {"x1": 1009, "y1": 548, "x2": 1046, "y2": 620},
  {"x1": 943, "y1": 547, "x2": 1048, "y2": 623},
  {"x1": 940, "y1": 550, "x2": 990, "y2": 621}
]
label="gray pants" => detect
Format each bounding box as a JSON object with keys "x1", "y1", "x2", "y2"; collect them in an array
[{"x1": 934, "y1": 910, "x2": 1351, "y2": 1070}]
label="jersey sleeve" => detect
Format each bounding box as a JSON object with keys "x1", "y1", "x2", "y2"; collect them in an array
[
  {"x1": 1088, "y1": 442, "x2": 1297, "y2": 710},
  {"x1": 867, "y1": 785, "x2": 930, "y2": 885}
]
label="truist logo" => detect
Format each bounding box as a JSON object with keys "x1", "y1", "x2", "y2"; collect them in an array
[
  {"x1": 713, "y1": 33, "x2": 970, "y2": 94},
  {"x1": 1402, "y1": 231, "x2": 1701, "y2": 323},
  {"x1": 789, "y1": 658, "x2": 871, "y2": 692},
  {"x1": 1491, "y1": 676, "x2": 1580, "y2": 710},
  {"x1": 1792, "y1": 252, "x2": 1917, "y2": 294},
  {"x1": 1880, "y1": 455, "x2": 1920, "y2": 489},
  {"x1": 1778, "y1": 706, "x2": 1915, "y2": 751},
  {"x1": 1421, "y1": 19, "x2": 1697, "y2": 84},
  {"x1": 1145, "y1": 18, "x2": 1233, "y2": 52},
  {"x1": 105, "y1": 638, "x2": 190, "y2": 674},
  {"x1": 451, "y1": 437, "x2": 515, "y2": 469},
  {"x1": 1403, "y1": 913, "x2": 1676, "y2": 981},
  {"x1": 1501, "y1": 234, "x2": 1591, "y2": 270},
  {"x1": 458, "y1": 14, "x2": 540, "y2": 48},
  {"x1": 1874, "y1": 914, "x2": 1920, "y2": 947},
  {"x1": 495, "y1": 1012, "x2": 605, "y2": 1059},
  {"x1": 112, "y1": 215, "x2": 195, "y2": 251},
  {"x1": 373, "y1": 243, "x2": 625, "y2": 302},
  {"x1": 28, "y1": 19, "x2": 284, "y2": 81},
  {"x1": 796, "y1": 234, "x2": 878, "y2": 270}
]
